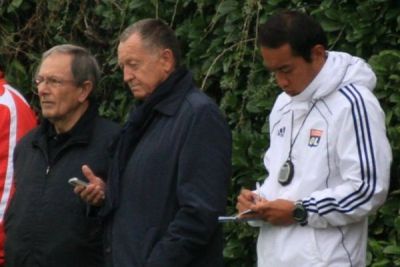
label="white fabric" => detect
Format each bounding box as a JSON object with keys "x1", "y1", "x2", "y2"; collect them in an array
[{"x1": 257, "y1": 51, "x2": 392, "y2": 267}]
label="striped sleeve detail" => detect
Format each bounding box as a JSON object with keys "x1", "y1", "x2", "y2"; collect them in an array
[
  {"x1": 0, "y1": 85, "x2": 36, "y2": 221},
  {"x1": 0, "y1": 91, "x2": 18, "y2": 222},
  {"x1": 303, "y1": 84, "x2": 377, "y2": 215}
]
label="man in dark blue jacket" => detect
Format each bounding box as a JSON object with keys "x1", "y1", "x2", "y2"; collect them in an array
[
  {"x1": 5, "y1": 44, "x2": 120, "y2": 267},
  {"x1": 76, "y1": 19, "x2": 232, "y2": 266}
]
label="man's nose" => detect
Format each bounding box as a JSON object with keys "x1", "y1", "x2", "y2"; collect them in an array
[
  {"x1": 37, "y1": 82, "x2": 50, "y2": 96},
  {"x1": 123, "y1": 68, "x2": 135, "y2": 83},
  {"x1": 275, "y1": 72, "x2": 289, "y2": 89}
]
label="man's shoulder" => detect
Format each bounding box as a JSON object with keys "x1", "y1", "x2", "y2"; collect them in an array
[
  {"x1": 15, "y1": 126, "x2": 39, "y2": 149},
  {"x1": 325, "y1": 84, "x2": 380, "y2": 111},
  {"x1": 182, "y1": 87, "x2": 219, "y2": 112}
]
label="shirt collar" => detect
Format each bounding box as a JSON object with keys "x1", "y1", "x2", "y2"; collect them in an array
[{"x1": 41, "y1": 102, "x2": 98, "y2": 143}]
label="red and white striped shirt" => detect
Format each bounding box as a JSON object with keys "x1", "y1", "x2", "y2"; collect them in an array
[{"x1": 0, "y1": 76, "x2": 37, "y2": 265}]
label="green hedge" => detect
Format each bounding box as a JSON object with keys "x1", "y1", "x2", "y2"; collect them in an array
[{"x1": 1, "y1": 0, "x2": 399, "y2": 266}]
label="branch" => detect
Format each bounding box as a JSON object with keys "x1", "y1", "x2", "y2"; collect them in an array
[{"x1": 201, "y1": 38, "x2": 255, "y2": 90}]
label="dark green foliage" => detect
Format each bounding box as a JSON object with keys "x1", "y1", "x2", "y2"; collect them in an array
[{"x1": 1, "y1": 0, "x2": 399, "y2": 265}]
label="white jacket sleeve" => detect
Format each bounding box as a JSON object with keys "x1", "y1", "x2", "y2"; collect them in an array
[{"x1": 302, "y1": 87, "x2": 392, "y2": 228}]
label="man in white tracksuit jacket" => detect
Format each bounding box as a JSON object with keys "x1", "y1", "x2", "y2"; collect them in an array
[{"x1": 236, "y1": 11, "x2": 391, "y2": 267}]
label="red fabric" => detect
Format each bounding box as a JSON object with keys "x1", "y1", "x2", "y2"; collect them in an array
[{"x1": 0, "y1": 79, "x2": 37, "y2": 266}]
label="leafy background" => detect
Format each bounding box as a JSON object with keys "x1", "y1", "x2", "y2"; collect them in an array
[{"x1": 1, "y1": 0, "x2": 399, "y2": 266}]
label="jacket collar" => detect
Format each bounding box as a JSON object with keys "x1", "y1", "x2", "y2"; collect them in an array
[
  {"x1": 33, "y1": 102, "x2": 98, "y2": 148},
  {"x1": 152, "y1": 68, "x2": 194, "y2": 117}
]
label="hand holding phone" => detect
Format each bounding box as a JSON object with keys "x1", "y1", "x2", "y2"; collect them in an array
[{"x1": 68, "y1": 177, "x2": 89, "y2": 187}]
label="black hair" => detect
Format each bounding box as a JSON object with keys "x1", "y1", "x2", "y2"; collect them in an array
[
  {"x1": 258, "y1": 10, "x2": 327, "y2": 62},
  {"x1": 120, "y1": 18, "x2": 182, "y2": 67}
]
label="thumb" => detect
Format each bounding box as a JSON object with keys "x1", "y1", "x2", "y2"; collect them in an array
[{"x1": 81, "y1": 164, "x2": 98, "y2": 183}]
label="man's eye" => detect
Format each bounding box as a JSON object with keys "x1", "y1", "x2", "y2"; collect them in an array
[
  {"x1": 281, "y1": 68, "x2": 291, "y2": 74},
  {"x1": 48, "y1": 78, "x2": 61, "y2": 85},
  {"x1": 127, "y1": 62, "x2": 138, "y2": 69}
]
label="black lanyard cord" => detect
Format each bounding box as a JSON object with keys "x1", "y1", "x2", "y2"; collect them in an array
[{"x1": 288, "y1": 101, "x2": 317, "y2": 160}]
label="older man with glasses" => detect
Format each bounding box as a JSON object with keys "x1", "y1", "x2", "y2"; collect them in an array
[{"x1": 4, "y1": 44, "x2": 120, "y2": 267}]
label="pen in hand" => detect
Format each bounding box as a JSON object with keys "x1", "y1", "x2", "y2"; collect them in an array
[
  {"x1": 237, "y1": 182, "x2": 262, "y2": 217},
  {"x1": 219, "y1": 182, "x2": 263, "y2": 222}
]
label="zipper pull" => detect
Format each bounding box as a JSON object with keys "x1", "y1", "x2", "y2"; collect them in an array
[{"x1": 46, "y1": 166, "x2": 50, "y2": 174}]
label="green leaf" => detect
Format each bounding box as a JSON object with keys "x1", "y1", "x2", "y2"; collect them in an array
[{"x1": 383, "y1": 246, "x2": 400, "y2": 255}]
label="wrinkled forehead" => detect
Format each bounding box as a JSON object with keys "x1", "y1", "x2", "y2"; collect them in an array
[
  {"x1": 38, "y1": 53, "x2": 73, "y2": 76},
  {"x1": 118, "y1": 35, "x2": 160, "y2": 63}
]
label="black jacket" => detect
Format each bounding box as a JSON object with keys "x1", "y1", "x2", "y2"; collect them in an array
[
  {"x1": 105, "y1": 70, "x2": 232, "y2": 267},
  {"x1": 4, "y1": 104, "x2": 120, "y2": 267}
]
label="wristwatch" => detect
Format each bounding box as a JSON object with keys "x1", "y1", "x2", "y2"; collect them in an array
[{"x1": 293, "y1": 200, "x2": 308, "y2": 226}]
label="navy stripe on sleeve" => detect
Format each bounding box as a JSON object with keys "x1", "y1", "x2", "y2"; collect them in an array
[{"x1": 303, "y1": 84, "x2": 377, "y2": 215}]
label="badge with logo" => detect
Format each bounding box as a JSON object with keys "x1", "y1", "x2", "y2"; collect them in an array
[
  {"x1": 308, "y1": 129, "x2": 323, "y2": 147},
  {"x1": 277, "y1": 127, "x2": 286, "y2": 137}
]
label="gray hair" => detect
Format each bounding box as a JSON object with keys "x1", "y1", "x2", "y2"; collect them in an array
[
  {"x1": 120, "y1": 18, "x2": 181, "y2": 67},
  {"x1": 40, "y1": 44, "x2": 100, "y2": 90}
]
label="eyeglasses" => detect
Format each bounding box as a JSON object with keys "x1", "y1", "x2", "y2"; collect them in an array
[{"x1": 32, "y1": 75, "x2": 77, "y2": 94}]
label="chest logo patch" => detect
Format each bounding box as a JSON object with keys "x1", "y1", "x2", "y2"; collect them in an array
[
  {"x1": 308, "y1": 129, "x2": 323, "y2": 147},
  {"x1": 277, "y1": 127, "x2": 286, "y2": 137}
]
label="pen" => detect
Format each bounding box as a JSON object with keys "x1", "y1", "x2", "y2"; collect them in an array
[{"x1": 237, "y1": 208, "x2": 254, "y2": 217}]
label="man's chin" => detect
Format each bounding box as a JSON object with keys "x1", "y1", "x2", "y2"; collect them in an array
[
  {"x1": 41, "y1": 111, "x2": 56, "y2": 121},
  {"x1": 131, "y1": 91, "x2": 147, "y2": 100}
]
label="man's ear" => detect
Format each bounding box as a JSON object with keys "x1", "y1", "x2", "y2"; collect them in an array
[
  {"x1": 310, "y1": 44, "x2": 326, "y2": 69},
  {"x1": 311, "y1": 44, "x2": 326, "y2": 63},
  {"x1": 78, "y1": 81, "x2": 93, "y2": 103},
  {"x1": 160, "y1": 48, "x2": 175, "y2": 74}
]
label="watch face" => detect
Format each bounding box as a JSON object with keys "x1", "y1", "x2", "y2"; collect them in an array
[{"x1": 293, "y1": 204, "x2": 307, "y2": 221}]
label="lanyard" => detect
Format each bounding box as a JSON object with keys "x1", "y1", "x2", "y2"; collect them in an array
[
  {"x1": 288, "y1": 101, "x2": 317, "y2": 160},
  {"x1": 279, "y1": 101, "x2": 317, "y2": 186}
]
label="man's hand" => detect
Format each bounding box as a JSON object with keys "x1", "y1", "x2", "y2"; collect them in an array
[
  {"x1": 236, "y1": 189, "x2": 257, "y2": 213},
  {"x1": 250, "y1": 199, "x2": 296, "y2": 225},
  {"x1": 73, "y1": 165, "x2": 105, "y2": 207},
  {"x1": 236, "y1": 189, "x2": 262, "y2": 219}
]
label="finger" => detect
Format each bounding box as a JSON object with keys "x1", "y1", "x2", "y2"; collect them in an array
[
  {"x1": 240, "y1": 188, "x2": 253, "y2": 198},
  {"x1": 87, "y1": 190, "x2": 105, "y2": 206},
  {"x1": 238, "y1": 193, "x2": 254, "y2": 207},
  {"x1": 81, "y1": 165, "x2": 98, "y2": 183},
  {"x1": 82, "y1": 184, "x2": 99, "y2": 198},
  {"x1": 92, "y1": 194, "x2": 105, "y2": 206},
  {"x1": 79, "y1": 185, "x2": 97, "y2": 201},
  {"x1": 73, "y1": 184, "x2": 86, "y2": 194},
  {"x1": 236, "y1": 202, "x2": 245, "y2": 212}
]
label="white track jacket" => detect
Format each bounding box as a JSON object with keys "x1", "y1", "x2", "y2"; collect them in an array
[{"x1": 256, "y1": 51, "x2": 392, "y2": 267}]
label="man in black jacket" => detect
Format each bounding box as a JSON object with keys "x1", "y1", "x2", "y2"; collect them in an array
[
  {"x1": 76, "y1": 19, "x2": 232, "y2": 266},
  {"x1": 4, "y1": 44, "x2": 120, "y2": 267}
]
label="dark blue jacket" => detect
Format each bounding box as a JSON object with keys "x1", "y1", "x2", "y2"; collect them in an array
[
  {"x1": 5, "y1": 104, "x2": 120, "y2": 267},
  {"x1": 105, "y1": 71, "x2": 232, "y2": 267}
]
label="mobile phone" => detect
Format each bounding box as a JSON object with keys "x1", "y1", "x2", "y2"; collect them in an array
[{"x1": 68, "y1": 177, "x2": 89, "y2": 187}]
